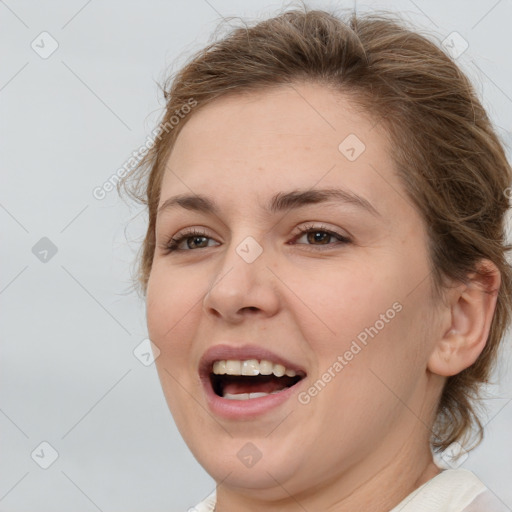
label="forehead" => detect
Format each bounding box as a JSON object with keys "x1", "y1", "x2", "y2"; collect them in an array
[
  {"x1": 159, "y1": 83, "x2": 405, "y2": 220},
  {"x1": 171, "y1": 82, "x2": 377, "y2": 163}
]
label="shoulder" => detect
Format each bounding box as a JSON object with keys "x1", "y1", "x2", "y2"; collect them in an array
[
  {"x1": 389, "y1": 468, "x2": 506, "y2": 512},
  {"x1": 462, "y1": 488, "x2": 510, "y2": 512},
  {"x1": 186, "y1": 474, "x2": 508, "y2": 512},
  {"x1": 187, "y1": 490, "x2": 216, "y2": 512}
]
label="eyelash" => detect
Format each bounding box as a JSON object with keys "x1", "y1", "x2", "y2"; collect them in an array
[{"x1": 162, "y1": 223, "x2": 351, "y2": 254}]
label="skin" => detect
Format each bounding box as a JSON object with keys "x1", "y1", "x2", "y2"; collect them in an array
[{"x1": 146, "y1": 82, "x2": 500, "y2": 511}]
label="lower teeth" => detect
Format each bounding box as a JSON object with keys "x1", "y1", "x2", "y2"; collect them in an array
[{"x1": 223, "y1": 390, "x2": 282, "y2": 400}]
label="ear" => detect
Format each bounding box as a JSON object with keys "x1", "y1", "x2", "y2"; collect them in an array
[{"x1": 427, "y1": 259, "x2": 501, "y2": 377}]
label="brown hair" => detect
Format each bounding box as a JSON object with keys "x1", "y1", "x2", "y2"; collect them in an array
[{"x1": 120, "y1": 5, "x2": 512, "y2": 451}]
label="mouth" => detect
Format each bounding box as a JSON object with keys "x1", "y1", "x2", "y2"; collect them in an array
[
  {"x1": 210, "y1": 359, "x2": 305, "y2": 400},
  {"x1": 199, "y1": 346, "x2": 307, "y2": 418}
]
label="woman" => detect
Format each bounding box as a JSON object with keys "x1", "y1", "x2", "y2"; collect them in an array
[{"x1": 121, "y1": 6, "x2": 512, "y2": 511}]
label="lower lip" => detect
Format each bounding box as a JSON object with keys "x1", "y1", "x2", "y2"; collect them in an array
[{"x1": 201, "y1": 376, "x2": 305, "y2": 419}]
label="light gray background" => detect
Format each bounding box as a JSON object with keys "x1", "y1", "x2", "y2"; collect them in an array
[{"x1": 1, "y1": 1, "x2": 511, "y2": 511}]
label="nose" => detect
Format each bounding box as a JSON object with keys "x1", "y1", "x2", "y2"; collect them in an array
[{"x1": 202, "y1": 236, "x2": 281, "y2": 323}]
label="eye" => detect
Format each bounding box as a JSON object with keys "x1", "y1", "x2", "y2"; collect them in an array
[
  {"x1": 290, "y1": 223, "x2": 351, "y2": 249},
  {"x1": 161, "y1": 223, "x2": 351, "y2": 254},
  {"x1": 164, "y1": 228, "x2": 219, "y2": 252}
]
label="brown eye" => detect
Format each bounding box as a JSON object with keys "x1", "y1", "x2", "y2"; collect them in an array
[
  {"x1": 291, "y1": 224, "x2": 351, "y2": 249},
  {"x1": 186, "y1": 235, "x2": 210, "y2": 249},
  {"x1": 306, "y1": 231, "x2": 332, "y2": 245},
  {"x1": 165, "y1": 229, "x2": 219, "y2": 252}
]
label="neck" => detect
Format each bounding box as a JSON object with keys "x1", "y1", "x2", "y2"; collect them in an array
[{"x1": 215, "y1": 439, "x2": 440, "y2": 512}]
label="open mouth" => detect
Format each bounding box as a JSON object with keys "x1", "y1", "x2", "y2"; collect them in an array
[{"x1": 210, "y1": 359, "x2": 306, "y2": 400}]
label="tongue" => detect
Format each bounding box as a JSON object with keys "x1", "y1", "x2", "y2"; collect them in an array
[{"x1": 222, "y1": 376, "x2": 290, "y2": 395}]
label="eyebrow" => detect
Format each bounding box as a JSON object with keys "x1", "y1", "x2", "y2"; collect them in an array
[{"x1": 157, "y1": 188, "x2": 381, "y2": 218}]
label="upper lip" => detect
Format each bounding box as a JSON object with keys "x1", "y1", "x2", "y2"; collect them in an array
[{"x1": 199, "y1": 344, "x2": 307, "y2": 378}]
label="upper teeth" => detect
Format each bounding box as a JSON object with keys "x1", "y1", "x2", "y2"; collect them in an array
[{"x1": 213, "y1": 359, "x2": 297, "y2": 378}]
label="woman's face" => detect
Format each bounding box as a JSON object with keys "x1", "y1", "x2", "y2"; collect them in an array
[{"x1": 146, "y1": 83, "x2": 443, "y2": 497}]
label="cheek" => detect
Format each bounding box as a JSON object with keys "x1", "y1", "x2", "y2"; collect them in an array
[
  {"x1": 304, "y1": 304, "x2": 423, "y2": 446},
  {"x1": 294, "y1": 258, "x2": 426, "y2": 396},
  {"x1": 146, "y1": 263, "x2": 205, "y2": 342},
  {"x1": 145, "y1": 265, "x2": 209, "y2": 406},
  {"x1": 285, "y1": 262, "x2": 389, "y2": 353},
  {"x1": 146, "y1": 266, "x2": 205, "y2": 419}
]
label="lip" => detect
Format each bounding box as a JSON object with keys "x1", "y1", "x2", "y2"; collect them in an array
[{"x1": 199, "y1": 344, "x2": 307, "y2": 419}]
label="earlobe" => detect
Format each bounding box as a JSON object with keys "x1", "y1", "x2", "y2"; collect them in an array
[{"x1": 427, "y1": 260, "x2": 501, "y2": 377}]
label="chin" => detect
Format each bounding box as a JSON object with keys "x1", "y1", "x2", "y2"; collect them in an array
[{"x1": 184, "y1": 431, "x2": 310, "y2": 494}]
